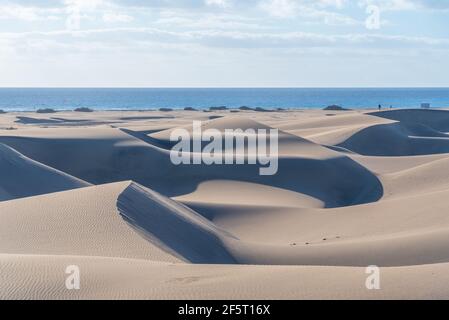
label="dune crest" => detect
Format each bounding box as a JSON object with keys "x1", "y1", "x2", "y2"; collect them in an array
[{"x1": 117, "y1": 182, "x2": 237, "y2": 264}]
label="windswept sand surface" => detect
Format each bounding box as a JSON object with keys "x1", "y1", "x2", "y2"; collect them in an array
[{"x1": 1, "y1": 108, "x2": 449, "y2": 299}]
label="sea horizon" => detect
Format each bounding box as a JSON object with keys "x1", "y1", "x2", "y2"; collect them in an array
[{"x1": 1, "y1": 87, "x2": 448, "y2": 111}]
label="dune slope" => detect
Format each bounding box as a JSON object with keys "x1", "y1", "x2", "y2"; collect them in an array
[
  {"x1": 0, "y1": 143, "x2": 89, "y2": 201},
  {"x1": 338, "y1": 122, "x2": 449, "y2": 156},
  {"x1": 3, "y1": 254, "x2": 449, "y2": 300},
  {"x1": 0, "y1": 182, "x2": 181, "y2": 263},
  {"x1": 117, "y1": 182, "x2": 237, "y2": 264}
]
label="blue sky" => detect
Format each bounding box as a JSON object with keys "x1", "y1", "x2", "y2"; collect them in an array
[{"x1": 0, "y1": 0, "x2": 448, "y2": 87}]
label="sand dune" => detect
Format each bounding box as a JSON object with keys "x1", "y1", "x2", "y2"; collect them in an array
[
  {"x1": 174, "y1": 180, "x2": 325, "y2": 209},
  {"x1": 0, "y1": 182, "x2": 180, "y2": 263},
  {"x1": 382, "y1": 156, "x2": 449, "y2": 198},
  {"x1": 180, "y1": 189, "x2": 449, "y2": 267},
  {"x1": 1, "y1": 109, "x2": 449, "y2": 299},
  {"x1": 0, "y1": 118, "x2": 383, "y2": 208},
  {"x1": 338, "y1": 122, "x2": 449, "y2": 156},
  {"x1": 117, "y1": 182, "x2": 237, "y2": 264},
  {"x1": 0, "y1": 143, "x2": 89, "y2": 201},
  {"x1": 2, "y1": 176, "x2": 449, "y2": 268},
  {"x1": 371, "y1": 109, "x2": 449, "y2": 132},
  {"x1": 3, "y1": 254, "x2": 449, "y2": 300},
  {"x1": 347, "y1": 153, "x2": 449, "y2": 174},
  {"x1": 273, "y1": 111, "x2": 392, "y2": 131},
  {"x1": 335, "y1": 110, "x2": 449, "y2": 156}
]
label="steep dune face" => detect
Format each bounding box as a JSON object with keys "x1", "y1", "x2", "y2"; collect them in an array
[
  {"x1": 0, "y1": 143, "x2": 89, "y2": 201},
  {"x1": 338, "y1": 122, "x2": 449, "y2": 156},
  {"x1": 370, "y1": 109, "x2": 449, "y2": 132},
  {"x1": 337, "y1": 110, "x2": 449, "y2": 156},
  {"x1": 117, "y1": 183, "x2": 237, "y2": 264},
  {"x1": 0, "y1": 128, "x2": 172, "y2": 186},
  {"x1": 0, "y1": 182, "x2": 181, "y2": 263}
]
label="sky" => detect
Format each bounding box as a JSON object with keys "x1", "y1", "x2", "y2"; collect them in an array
[{"x1": 0, "y1": 0, "x2": 448, "y2": 87}]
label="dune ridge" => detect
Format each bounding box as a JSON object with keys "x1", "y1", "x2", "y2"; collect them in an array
[{"x1": 117, "y1": 182, "x2": 237, "y2": 264}]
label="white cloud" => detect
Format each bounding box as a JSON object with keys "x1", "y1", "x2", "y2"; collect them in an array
[
  {"x1": 259, "y1": 0, "x2": 298, "y2": 18},
  {"x1": 103, "y1": 12, "x2": 133, "y2": 22},
  {"x1": 204, "y1": 0, "x2": 231, "y2": 8},
  {"x1": 358, "y1": 0, "x2": 449, "y2": 11},
  {"x1": 0, "y1": 5, "x2": 40, "y2": 20},
  {"x1": 258, "y1": 0, "x2": 358, "y2": 25},
  {"x1": 2, "y1": 27, "x2": 448, "y2": 51},
  {"x1": 317, "y1": 0, "x2": 347, "y2": 8},
  {"x1": 156, "y1": 10, "x2": 266, "y2": 30},
  {"x1": 0, "y1": 4, "x2": 62, "y2": 21},
  {"x1": 0, "y1": 0, "x2": 448, "y2": 87}
]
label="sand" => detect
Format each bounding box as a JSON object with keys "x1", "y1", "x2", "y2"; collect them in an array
[{"x1": 1, "y1": 108, "x2": 449, "y2": 299}]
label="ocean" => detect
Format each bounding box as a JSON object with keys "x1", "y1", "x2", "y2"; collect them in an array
[{"x1": 0, "y1": 88, "x2": 448, "y2": 111}]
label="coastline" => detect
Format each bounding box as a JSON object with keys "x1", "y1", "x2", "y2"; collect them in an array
[{"x1": 1, "y1": 87, "x2": 449, "y2": 111}]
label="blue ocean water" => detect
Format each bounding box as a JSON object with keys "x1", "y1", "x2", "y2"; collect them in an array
[{"x1": 0, "y1": 88, "x2": 448, "y2": 111}]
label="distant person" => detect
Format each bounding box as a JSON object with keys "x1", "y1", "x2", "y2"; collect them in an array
[
  {"x1": 378, "y1": 104, "x2": 382, "y2": 110},
  {"x1": 390, "y1": 105, "x2": 393, "y2": 109}
]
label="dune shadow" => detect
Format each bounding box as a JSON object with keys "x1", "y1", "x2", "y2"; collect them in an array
[
  {"x1": 120, "y1": 128, "x2": 174, "y2": 149},
  {"x1": 0, "y1": 132, "x2": 383, "y2": 209},
  {"x1": 50, "y1": 117, "x2": 90, "y2": 123},
  {"x1": 15, "y1": 116, "x2": 96, "y2": 126},
  {"x1": 120, "y1": 116, "x2": 174, "y2": 121},
  {"x1": 116, "y1": 182, "x2": 237, "y2": 264},
  {"x1": 15, "y1": 116, "x2": 62, "y2": 125},
  {"x1": 157, "y1": 157, "x2": 384, "y2": 208},
  {"x1": 369, "y1": 109, "x2": 449, "y2": 132},
  {"x1": 338, "y1": 110, "x2": 449, "y2": 156}
]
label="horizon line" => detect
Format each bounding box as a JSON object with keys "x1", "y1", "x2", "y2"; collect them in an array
[{"x1": 1, "y1": 86, "x2": 449, "y2": 89}]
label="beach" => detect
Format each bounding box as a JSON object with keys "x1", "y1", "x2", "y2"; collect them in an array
[{"x1": 2, "y1": 108, "x2": 449, "y2": 299}]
